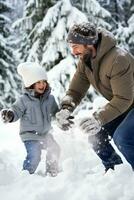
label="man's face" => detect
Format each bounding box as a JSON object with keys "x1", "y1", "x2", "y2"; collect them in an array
[{"x1": 69, "y1": 43, "x2": 96, "y2": 60}]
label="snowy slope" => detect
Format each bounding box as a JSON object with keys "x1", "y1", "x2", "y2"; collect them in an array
[{"x1": 0, "y1": 98, "x2": 134, "y2": 200}]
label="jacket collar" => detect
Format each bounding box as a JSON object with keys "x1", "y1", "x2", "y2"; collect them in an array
[
  {"x1": 23, "y1": 87, "x2": 51, "y2": 101},
  {"x1": 91, "y1": 28, "x2": 116, "y2": 88}
]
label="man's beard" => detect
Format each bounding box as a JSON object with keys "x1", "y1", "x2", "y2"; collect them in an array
[{"x1": 81, "y1": 49, "x2": 93, "y2": 70}]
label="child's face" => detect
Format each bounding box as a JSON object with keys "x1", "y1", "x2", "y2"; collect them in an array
[{"x1": 34, "y1": 80, "x2": 47, "y2": 94}]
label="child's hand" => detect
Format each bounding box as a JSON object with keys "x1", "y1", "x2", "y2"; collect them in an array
[{"x1": 1, "y1": 109, "x2": 14, "y2": 123}]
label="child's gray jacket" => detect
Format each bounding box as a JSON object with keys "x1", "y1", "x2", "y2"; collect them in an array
[{"x1": 11, "y1": 88, "x2": 58, "y2": 141}]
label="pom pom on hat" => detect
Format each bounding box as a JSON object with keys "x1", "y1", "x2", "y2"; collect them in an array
[{"x1": 17, "y1": 62, "x2": 47, "y2": 87}]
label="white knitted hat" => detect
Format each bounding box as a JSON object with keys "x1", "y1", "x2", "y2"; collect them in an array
[{"x1": 17, "y1": 62, "x2": 48, "y2": 87}]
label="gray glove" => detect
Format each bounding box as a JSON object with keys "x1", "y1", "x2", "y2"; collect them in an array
[
  {"x1": 1, "y1": 109, "x2": 14, "y2": 123},
  {"x1": 80, "y1": 116, "x2": 101, "y2": 136},
  {"x1": 56, "y1": 109, "x2": 74, "y2": 131}
]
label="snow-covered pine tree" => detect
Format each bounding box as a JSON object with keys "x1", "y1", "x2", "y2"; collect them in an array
[
  {"x1": 126, "y1": 1, "x2": 134, "y2": 54},
  {"x1": 72, "y1": 0, "x2": 111, "y2": 29},
  {"x1": 106, "y1": 0, "x2": 130, "y2": 50},
  {"x1": 6, "y1": 0, "x2": 24, "y2": 22},
  {"x1": 97, "y1": 0, "x2": 134, "y2": 52},
  {"x1": 111, "y1": 0, "x2": 134, "y2": 52},
  {"x1": 0, "y1": 0, "x2": 20, "y2": 107},
  {"x1": 13, "y1": 0, "x2": 57, "y2": 62},
  {"x1": 97, "y1": 0, "x2": 127, "y2": 28}
]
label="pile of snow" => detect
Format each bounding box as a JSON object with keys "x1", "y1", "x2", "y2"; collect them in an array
[{"x1": 0, "y1": 97, "x2": 134, "y2": 200}]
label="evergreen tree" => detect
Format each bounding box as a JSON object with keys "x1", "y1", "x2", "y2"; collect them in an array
[
  {"x1": 125, "y1": 0, "x2": 134, "y2": 54},
  {"x1": 72, "y1": 0, "x2": 111, "y2": 29},
  {"x1": 6, "y1": 0, "x2": 24, "y2": 21},
  {"x1": 111, "y1": 0, "x2": 134, "y2": 52},
  {"x1": 97, "y1": 0, "x2": 134, "y2": 52},
  {"x1": 98, "y1": 0, "x2": 125, "y2": 26},
  {"x1": 13, "y1": 0, "x2": 57, "y2": 62},
  {"x1": 0, "y1": 0, "x2": 20, "y2": 107}
]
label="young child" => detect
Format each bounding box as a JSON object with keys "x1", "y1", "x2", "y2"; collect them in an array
[{"x1": 1, "y1": 62, "x2": 60, "y2": 176}]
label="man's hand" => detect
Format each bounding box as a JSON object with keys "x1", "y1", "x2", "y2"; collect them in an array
[
  {"x1": 1, "y1": 109, "x2": 14, "y2": 123},
  {"x1": 80, "y1": 116, "x2": 101, "y2": 136},
  {"x1": 56, "y1": 109, "x2": 74, "y2": 131}
]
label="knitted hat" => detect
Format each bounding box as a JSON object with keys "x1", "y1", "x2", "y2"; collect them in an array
[
  {"x1": 17, "y1": 62, "x2": 48, "y2": 87},
  {"x1": 67, "y1": 22, "x2": 98, "y2": 45}
]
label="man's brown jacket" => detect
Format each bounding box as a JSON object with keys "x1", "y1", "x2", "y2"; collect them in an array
[{"x1": 66, "y1": 28, "x2": 134, "y2": 125}]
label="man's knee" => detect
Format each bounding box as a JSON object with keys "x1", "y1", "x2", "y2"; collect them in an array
[
  {"x1": 113, "y1": 127, "x2": 127, "y2": 147},
  {"x1": 114, "y1": 109, "x2": 134, "y2": 145}
]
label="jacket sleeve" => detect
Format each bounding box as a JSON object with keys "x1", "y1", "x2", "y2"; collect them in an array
[
  {"x1": 94, "y1": 54, "x2": 134, "y2": 125},
  {"x1": 10, "y1": 96, "x2": 26, "y2": 122},
  {"x1": 66, "y1": 60, "x2": 90, "y2": 106}
]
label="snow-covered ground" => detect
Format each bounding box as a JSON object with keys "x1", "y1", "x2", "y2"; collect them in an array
[{"x1": 0, "y1": 97, "x2": 134, "y2": 200}]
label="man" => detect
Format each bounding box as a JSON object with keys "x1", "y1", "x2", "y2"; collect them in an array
[{"x1": 56, "y1": 22, "x2": 134, "y2": 172}]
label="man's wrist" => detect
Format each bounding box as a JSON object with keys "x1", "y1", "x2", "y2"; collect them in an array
[
  {"x1": 61, "y1": 104, "x2": 74, "y2": 112},
  {"x1": 61, "y1": 95, "x2": 76, "y2": 112}
]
